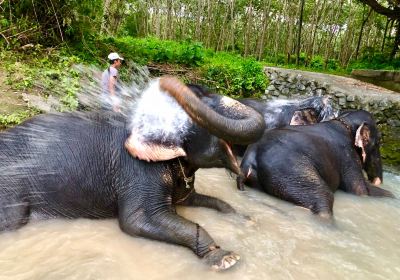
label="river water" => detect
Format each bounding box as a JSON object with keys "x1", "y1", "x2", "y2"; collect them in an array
[{"x1": 0, "y1": 169, "x2": 399, "y2": 280}]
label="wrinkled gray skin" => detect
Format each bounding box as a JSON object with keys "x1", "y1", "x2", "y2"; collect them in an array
[
  {"x1": 234, "y1": 96, "x2": 337, "y2": 156},
  {"x1": 237, "y1": 110, "x2": 394, "y2": 218},
  {"x1": 0, "y1": 82, "x2": 265, "y2": 270}
]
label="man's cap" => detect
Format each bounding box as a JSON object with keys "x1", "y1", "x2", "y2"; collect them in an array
[{"x1": 108, "y1": 52, "x2": 124, "y2": 61}]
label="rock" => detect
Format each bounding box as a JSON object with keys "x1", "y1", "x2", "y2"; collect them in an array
[
  {"x1": 270, "y1": 73, "x2": 278, "y2": 80},
  {"x1": 335, "y1": 92, "x2": 346, "y2": 98},
  {"x1": 338, "y1": 97, "x2": 346, "y2": 106},
  {"x1": 297, "y1": 84, "x2": 306, "y2": 91},
  {"x1": 267, "y1": 85, "x2": 276, "y2": 91},
  {"x1": 379, "y1": 99, "x2": 390, "y2": 107},
  {"x1": 387, "y1": 119, "x2": 400, "y2": 127},
  {"x1": 346, "y1": 95, "x2": 355, "y2": 102}
]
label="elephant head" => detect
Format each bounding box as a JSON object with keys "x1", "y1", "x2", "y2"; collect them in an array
[
  {"x1": 124, "y1": 77, "x2": 266, "y2": 174},
  {"x1": 239, "y1": 95, "x2": 337, "y2": 129},
  {"x1": 338, "y1": 110, "x2": 383, "y2": 186}
]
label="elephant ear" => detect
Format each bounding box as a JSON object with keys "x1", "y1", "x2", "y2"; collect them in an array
[
  {"x1": 125, "y1": 133, "x2": 186, "y2": 162},
  {"x1": 355, "y1": 122, "x2": 370, "y2": 163},
  {"x1": 290, "y1": 109, "x2": 318, "y2": 125}
]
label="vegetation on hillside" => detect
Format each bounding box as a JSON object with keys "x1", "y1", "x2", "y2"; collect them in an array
[{"x1": 0, "y1": 0, "x2": 399, "y2": 128}]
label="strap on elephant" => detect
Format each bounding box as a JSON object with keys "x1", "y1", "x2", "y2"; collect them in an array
[
  {"x1": 178, "y1": 158, "x2": 194, "y2": 189},
  {"x1": 334, "y1": 117, "x2": 353, "y2": 139}
]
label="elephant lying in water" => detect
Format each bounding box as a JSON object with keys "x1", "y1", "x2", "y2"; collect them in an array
[
  {"x1": 237, "y1": 110, "x2": 394, "y2": 218},
  {"x1": 0, "y1": 77, "x2": 266, "y2": 270}
]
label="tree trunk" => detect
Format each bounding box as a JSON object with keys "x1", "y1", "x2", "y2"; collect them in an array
[
  {"x1": 244, "y1": 1, "x2": 253, "y2": 57},
  {"x1": 296, "y1": 0, "x2": 306, "y2": 66},
  {"x1": 355, "y1": 6, "x2": 373, "y2": 60},
  {"x1": 100, "y1": 0, "x2": 112, "y2": 35},
  {"x1": 390, "y1": 19, "x2": 400, "y2": 59},
  {"x1": 256, "y1": 0, "x2": 271, "y2": 60},
  {"x1": 381, "y1": 18, "x2": 390, "y2": 52}
]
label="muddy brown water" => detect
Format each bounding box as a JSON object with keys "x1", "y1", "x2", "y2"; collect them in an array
[{"x1": 0, "y1": 169, "x2": 399, "y2": 280}]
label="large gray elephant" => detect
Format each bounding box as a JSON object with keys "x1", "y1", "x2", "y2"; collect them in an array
[
  {"x1": 0, "y1": 77, "x2": 266, "y2": 270},
  {"x1": 237, "y1": 110, "x2": 394, "y2": 218}
]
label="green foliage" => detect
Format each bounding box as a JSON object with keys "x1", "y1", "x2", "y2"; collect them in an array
[
  {"x1": 203, "y1": 53, "x2": 267, "y2": 97},
  {"x1": 310, "y1": 55, "x2": 324, "y2": 70},
  {"x1": 107, "y1": 37, "x2": 205, "y2": 66},
  {"x1": 2, "y1": 47, "x2": 81, "y2": 112},
  {"x1": 72, "y1": 36, "x2": 267, "y2": 97},
  {"x1": 0, "y1": 110, "x2": 39, "y2": 129},
  {"x1": 326, "y1": 59, "x2": 340, "y2": 70},
  {"x1": 349, "y1": 51, "x2": 400, "y2": 70}
]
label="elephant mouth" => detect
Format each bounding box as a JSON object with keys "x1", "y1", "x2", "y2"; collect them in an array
[{"x1": 220, "y1": 140, "x2": 241, "y2": 175}]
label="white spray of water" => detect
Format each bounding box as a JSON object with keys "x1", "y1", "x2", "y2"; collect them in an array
[
  {"x1": 262, "y1": 96, "x2": 338, "y2": 126},
  {"x1": 73, "y1": 65, "x2": 193, "y2": 146},
  {"x1": 128, "y1": 79, "x2": 191, "y2": 145}
]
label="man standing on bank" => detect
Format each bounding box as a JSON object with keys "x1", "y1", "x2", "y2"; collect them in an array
[{"x1": 101, "y1": 52, "x2": 124, "y2": 112}]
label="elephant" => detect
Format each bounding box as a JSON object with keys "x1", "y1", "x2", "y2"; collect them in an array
[
  {"x1": 239, "y1": 95, "x2": 337, "y2": 128},
  {"x1": 0, "y1": 77, "x2": 266, "y2": 270},
  {"x1": 237, "y1": 110, "x2": 394, "y2": 218},
  {"x1": 233, "y1": 95, "x2": 338, "y2": 156}
]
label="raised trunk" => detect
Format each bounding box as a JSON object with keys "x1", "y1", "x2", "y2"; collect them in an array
[{"x1": 159, "y1": 77, "x2": 266, "y2": 144}]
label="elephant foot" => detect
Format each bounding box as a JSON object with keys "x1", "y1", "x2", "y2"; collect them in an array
[{"x1": 203, "y1": 247, "x2": 240, "y2": 271}]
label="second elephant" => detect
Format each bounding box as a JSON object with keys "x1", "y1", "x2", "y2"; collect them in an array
[{"x1": 237, "y1": 110, "x2": 394, "y2": 217}]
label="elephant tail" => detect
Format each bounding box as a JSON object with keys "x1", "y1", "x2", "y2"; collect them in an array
[{"x1": 366, "y1": 184, "x2": 396, "y2": 198}]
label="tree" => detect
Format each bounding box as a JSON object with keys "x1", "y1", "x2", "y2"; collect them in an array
[
  {"x1": 296, "y1": 0, "x2": 306, "y2": 66},
  {"x1": 357, "y1": 0, "x2": 400, "y2": 57}
]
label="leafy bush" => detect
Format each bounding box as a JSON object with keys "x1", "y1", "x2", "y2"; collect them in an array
[
  {"x1": 326, "y1": 58, "x2": 339, "y2": 70},
  {"x1": 102, "y1": 37, "x2": 205, "y2": 67},
  {"x1": 203, "y1": 52, "x2": 267, "y2": 97},
  {"x1": 2, "y1": 48, "x2": 81, "y2": 112},
  {"x1": 349, "y1": 52, "x2": 400, "y2": 70},
  {"x1": 310, "y1": 55, "x2": 324, "y2": 70},
  {"x1": 0, "y1": 110, "x2": 39, "y2": 129}
]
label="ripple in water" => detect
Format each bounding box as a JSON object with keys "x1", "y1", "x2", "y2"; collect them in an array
[
  {"x1": 0, "y1": 169, "x2": 399, "y2": 280},
  {"x1": 1, "y1": 67, "x2": 399, "y2": 279}
]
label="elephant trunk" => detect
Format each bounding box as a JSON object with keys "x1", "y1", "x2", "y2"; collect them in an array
[{"x1": 159, "y1": 77, "x2": 265, "y2": 145}]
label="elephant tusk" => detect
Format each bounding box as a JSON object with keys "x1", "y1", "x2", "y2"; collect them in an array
[{"x1": 372, "y1": 177, "x2": 382, "y2": 186}]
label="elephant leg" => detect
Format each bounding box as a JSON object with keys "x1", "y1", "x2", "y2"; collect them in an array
[
  {"x1": 365, "y1": 184, "x2": 395, "y2": 198},
  {"x1": 259, "y1": 166, "x2": 335, "y2": 218},
  {"x1": 0, "y1": 195, "x2": 30, "y2": 231},
  {"x1": 287, "y1": 183, "x2": 334, "y2": 218},
  {"x1": 118, "y1": 201, "x2": 240, "y2": 270},
  {"x1": 340, "y1": 169, "x2": 394, "y2": 198},
  {"x1": 237, "y1": 165, "x2": 261, "y2": 191},
  {"x1": 177, "y1": 191, "x2": 235, "y2": 213}
]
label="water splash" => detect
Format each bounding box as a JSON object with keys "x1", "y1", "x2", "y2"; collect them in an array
[{"x1": 262, "y1": 96, "x2": 338, "y2": 127}]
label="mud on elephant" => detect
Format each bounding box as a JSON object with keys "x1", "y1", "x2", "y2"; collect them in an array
[
  {"x1": 237, "y1": 110, "x2": 394, "y2": 218},
  {"x1": 0, "y1": 77, "x2": 266, "y2": 270}
]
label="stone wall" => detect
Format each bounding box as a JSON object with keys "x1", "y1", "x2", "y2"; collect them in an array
[{"x1": 264, "y1": 67, "x2": 400, "y2": 127}]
